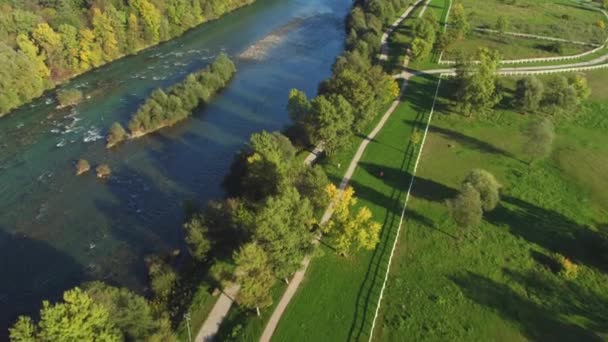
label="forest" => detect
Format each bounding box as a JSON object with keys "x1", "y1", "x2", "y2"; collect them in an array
[{"x1": 0, "y1": 0, "x2": 254, "y2": 117}]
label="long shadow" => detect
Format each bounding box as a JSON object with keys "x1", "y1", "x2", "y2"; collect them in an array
[
  {"x1": 451, "y1": 270, "x2": 607, "y2": 341},
  {"x1": 346, "y1": 96, "x2": 427, "y2": 341},
  {"x1": 0, "y1": 228, "x2": 85, "y2": 340},
  {"x1": 405, "y1": 121, "x2": 518, "y2": 159},
  {"x1": 487, "y1": 195, "x2": 608, "y2": 274}
]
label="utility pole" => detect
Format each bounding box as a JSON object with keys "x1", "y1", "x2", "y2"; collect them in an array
[{"x1": 184, "y1": 313, "x2": 192, "y2": 342}]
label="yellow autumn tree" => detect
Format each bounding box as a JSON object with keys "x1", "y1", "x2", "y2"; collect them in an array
[{"x1": 324, "y1": 184, "x2": 381, "y2": 256}]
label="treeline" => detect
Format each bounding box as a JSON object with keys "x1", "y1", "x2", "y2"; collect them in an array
[
  {"x1": 126, "y1": 53, "x2": 236, "y2": 138},
  {"x1": 286, "y1": 0, "x2": 404, "y2": 154},
  {"x1": 0, "y1": 0, "x2": 254, "y2": 117}
]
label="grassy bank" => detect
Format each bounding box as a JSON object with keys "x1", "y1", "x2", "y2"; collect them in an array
[{"x1": 271, "y1": 75, "x2": 441, "y2": 341}]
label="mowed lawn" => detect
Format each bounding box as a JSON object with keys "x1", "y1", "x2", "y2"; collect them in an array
[
  {"x1": 373, "y1": 71, "x2": 608, "y2": 341},
  {"x1": 271, "y1": 75, "x2": 442, "y2": 341}
]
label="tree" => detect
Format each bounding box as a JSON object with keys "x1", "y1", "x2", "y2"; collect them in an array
[
  {"x1": 126, "y1": 13, "x2": 143, "y2": 53},
  {"x1": 542, "y1": 75, "x2": 579, "y2": 111},
  {"x1": 9, "y1": 288, "x2": 121, "y2": 341},
  {"x1": 295, "y1": 165, "x2": 330, "y2": 215},
  {"x1": 463, "y1": 169, "x2": 501, "y2": 211},
  {"x1": 325, "y1": 67, "x2": 375, "y2": 130},
  {"x1": 242, "y1": 131, "x2": 298, "y2": 200},
  {"x1": 106, "y1": 122, "x2": 127, "y2": 148},
  {"x1": 146, "y1": 256, "x2": 178, "y2": 306},
  {"x1": 84, "y1": 282, "x2": 175, "y2": 341},
  {"x1": 450, "y1": 3, "x2": 470, "y2": 40},
  {"x1": 234, "y1": 242, "x2": 275, "y2": 315},
  {"x1": 523, "y1": 117, "x2": 555, "y2": 162},
  {"x1": 306, "y1": 94, "x2": 354, "y2": 155},
  {"x1": 78, "y1": 28, "x2": 103, "y2": 71},
  {"x1": 455, "y1": 48, "x2": 502, "y2": 116},
  {"x1": 129, "y1": 0, "x2": 162, "y2": 43},
  {"x1": 323, "y1": 184, "x2": 381, "y2": 256},
  {"x1": 496, "y1": 16, "x2": 509, "y2": 36},
  {"x1": 183, "y1": 214, "x2": 211, "y2": 261},
  {"x1": 16, "y1": 33, "x2": 50, "y2": 79},
  {"x1": 515, "y1": 76, "x2": 544, "y2": 112},
  {"x1": 411, "y1": 37, "x2": 432, "y2": 61},
  {"x1": 287, "y1": 88, "x2": 310, "y2": 123},
  {"x1": 568, "y1": 73, "x2": 591, "y2": 101},
  {"x1": 604, "y1": 0, "x2": 608, "y2": 10},
  {"x1": 448, "y1": 183, "x2": 483, "y2": 228},
  {"x1": 253, "y1": 187, "x2": 315, "y2": 280}
]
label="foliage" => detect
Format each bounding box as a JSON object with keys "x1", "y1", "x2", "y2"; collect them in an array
[
  {"x1": 305, "y1": 94, "x2": 354, "y2": 155},
  {"x1": 448, "y1": 183, "x2": 483, "y2": 228},
  {"x1": 106, "y1": 122, "x2": 127, "y2": 148},
  {"x1": 552, "y1": 253, "x2": 579, "y2": 279},
  {"x1": 450, "y1": 3, "x2": 470, "y2": 40},
  {"x1": 233, "y1": 242, "x2": 275, "y2": 313},
  {"x1": 75, "y1": 159, "x2": 90, "y2": 175},
  {"x1": 183, "y1": 214, "x2": 212, "y2": 262},
  {"x1": 455, "y1": 48, "x2": 502, "y2": 116},
  {"x1": 146, "y1": 256, "x2": 178, "y2": 307},
  {"x1": 410, "y1": 13, "x2": 439, "y2": 61},
  {"x1": 323, "y1": 184, "x2": 381, "y2": 256},
  {"x1": 84, "y1": 282, "x2": 175, "y2": 341},
  {"x1": 0, "y1": 0, "x2": 255, "y2": 117},
  {"x1": 295, "y1": 165, "x2": 331, "y2": 216},
  {"x1": 9, "y1": 287, "x2": 121, "y2": 341},
  {"x1": 128, "y1": 53, "x2": 236, "y2": 136},
  {"x1": 515, "y1": 76, "x2": 544, "y2": 112},
  {"x1": 56, "y1": 88, "x2": 82, "y2": 107},
  {"x1": 463, "y1": 169, "x2": 501, "y2": 211},
  {"x1": 287, "y1": 88, "x2": 310, "y2": 123},
  {"x1": 252, "y1": 187, "x2": 315, "y2": 279},
  {"x1": 523, "y1": 117, "x2": 555, "y2": 162}
]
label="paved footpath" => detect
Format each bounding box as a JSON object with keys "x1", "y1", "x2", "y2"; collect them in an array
[
  {"x1": 379, "y1": 0, "x2": 426, "y2": 61},
  {"x1": 195, "y1": 285, "x2": 240, "y2": 342}
]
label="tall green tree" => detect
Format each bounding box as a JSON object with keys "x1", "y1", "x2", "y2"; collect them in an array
[
  {"x1": 287, "y1": 88, "x2": 310, "y2": 123},
  {"x1": 234, "y1": 242, "x2": 275, "y2": 315},
  {"x1": 515, "y1": 76, "x2": 544, "y2": 112},
  {"x1": 306, "y1": 94, "x2": 354, "y2": 155},
  {"x1": 9, "y1": 288, "x2": 121, "y2": 342},
  {"x1": 253, "y1": 187, "x2": 315, "y2": 280},
  {"x1": 455, "y1": 48, "x2": 502, "y2": 116}
]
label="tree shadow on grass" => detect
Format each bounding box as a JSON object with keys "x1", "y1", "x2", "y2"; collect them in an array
[
  {"x1": 408, "y1": 121, "x2": 519, "y2": 160},
  {"x1": 451, "y1": 270, "x2": 607, "y2": 341},
  {"x1": 487, "y1": 195, "x2": 608, "y2": 274}
]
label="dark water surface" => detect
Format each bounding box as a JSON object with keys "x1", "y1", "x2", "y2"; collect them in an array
[{"x1": 0, "y1": 0, "x2": 350, "y2": 331}]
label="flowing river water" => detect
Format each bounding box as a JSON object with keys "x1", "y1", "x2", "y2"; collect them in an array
[{"x1": 0, "y1": 0, "x2": 351, "y2": 332}]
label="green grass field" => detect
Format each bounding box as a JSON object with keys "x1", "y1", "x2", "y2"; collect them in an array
[
  {"x1": 270, "y1": 75, "x2": 442, "y2": 341},
  {"x1": 373, "y1": 71, "x2": 608, "y2": 341},
  {"x1": 459, "y1": 0, "x2": 607, "y2": 44}
]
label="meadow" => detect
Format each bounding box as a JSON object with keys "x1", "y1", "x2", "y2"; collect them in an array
[{"x1": 373, "y1": 70, "x2": 608, "y2": 341}]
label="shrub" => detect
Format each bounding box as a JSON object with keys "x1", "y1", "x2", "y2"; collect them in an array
[
  {"x1": 106, "y1": 122, "x2": 127, "y2": 148},
  {"x1": 553, "y1": 253, "x2": 579, "y2": 279},
  {"x1": 96, "y1": 164, "x2": 111, "y2": 178},
  {"x1": 75, "y1": 159, "x2": 90, "y2": 175},
  {"x1": 463, "y1": 169, "x2": 501, "y2": 211},
  {"x1": 448, "y1": 183, "x2": 483, "y2": 228},
  {"x1": 57, "y1": 88, "x2": 83, "y2": 107}
]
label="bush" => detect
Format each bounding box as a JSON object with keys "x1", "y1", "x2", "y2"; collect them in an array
[
  {"x1": 448, "y1": 183, "x2": 483, "y2": 228},
  {"x1": 75, "y1": 159, "x2": 90, "y2": 175},
  {"x1": 96, "y1": 164, "x2": 111, "y2": 178},
  {"x1": 463, "y1": 169, "x2": 501, "y2": 211},
  {"x1": 57, "y1": 88, "x2": 83, "y2": 107},
  {"x1": 106, "y1": 122, "x2": 127, "y2": 148},
  {"x1": 553, "y1": 253, "x2": 579, "y2": 279}
]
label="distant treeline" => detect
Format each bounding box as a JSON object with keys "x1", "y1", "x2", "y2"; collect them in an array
[
  {"x1": 128, "y1": 53, "x2": 236, "y2": 137},
  {"x1": 0, "y1": 0, "x2": 255, "y2": 117}
]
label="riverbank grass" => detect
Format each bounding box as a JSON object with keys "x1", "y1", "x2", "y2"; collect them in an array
[
  {"x1": 373, "y1": 70, "x2": 608, "y2": 340},
  {"x1": 270, "y1": 74, "x2": 441, "y2": 341}
]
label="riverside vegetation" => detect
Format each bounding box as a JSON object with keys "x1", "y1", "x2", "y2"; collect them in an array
[
  {"x1": 0, "y1": 0, "x2": 255, "y2": 117},
  {"x1": 105, "y1": 53, "x2": 236, "y2": 146},
  {"x1": 8, "y1": 0, "x2": 402, "y2": 339}
]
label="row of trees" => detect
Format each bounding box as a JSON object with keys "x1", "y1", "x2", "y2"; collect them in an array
[
  {"x1": 0, "y1": 0, "x2": 254, "y2": 116},
  {"x1": 514, "y1": 74, "x2": 591, "y2": 114},
  {"x1": 10, "y1": 282, "x2": 174, "y2": 341},
  {"x1": 182, "y1": 131, "x2": 382, "y2": 314},
  {"x1": 126, "y1": 53, "x2": 236, "y2": 137}
]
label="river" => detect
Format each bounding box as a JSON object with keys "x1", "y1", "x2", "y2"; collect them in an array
[{"x1": 0, "y1": 0, "x2": 351, "y2": 333}]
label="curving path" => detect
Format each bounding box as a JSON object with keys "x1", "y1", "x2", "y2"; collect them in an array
[{"x1": 379, "y1": 0, "x2": 427, "y2": 61}]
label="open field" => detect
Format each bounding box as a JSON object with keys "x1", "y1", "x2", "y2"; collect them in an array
[
  {"x1": 459, "y1": 0, "x2": 607, "y2": 44},
  {"x1": 443, "y1": 31, "x2": 590, "y2": 61},
  {"x1": 270, "y1": 75, "x2": 441, "y2": 341},
  {"x1": 373, "y1": 70, "x2": 608, "y2": 341}
]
